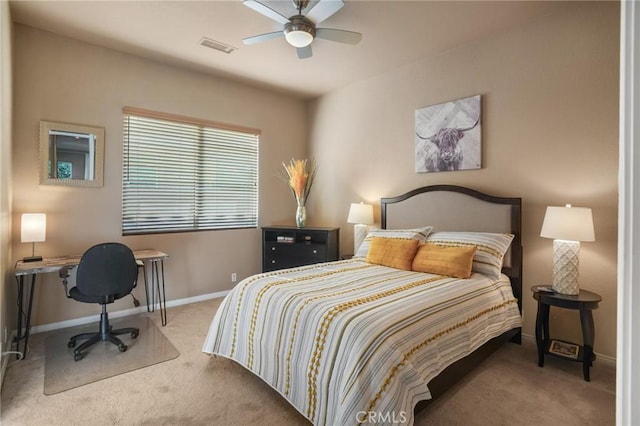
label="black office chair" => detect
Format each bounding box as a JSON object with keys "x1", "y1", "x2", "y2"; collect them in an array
[{"x1": 63, "y1": 242, "x2": 140, "y2": 361}]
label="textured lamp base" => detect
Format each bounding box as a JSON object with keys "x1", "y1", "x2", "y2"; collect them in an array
[
  {"x1": 552, "y1": 239, "x2": 580, "y2": 295},
  {"x1": 353, "y1": 224, "x2": 368, "y2": 254}
]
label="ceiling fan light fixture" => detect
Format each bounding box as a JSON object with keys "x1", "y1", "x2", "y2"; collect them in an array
[
  {"x1": 284, "y1": 16, "x2": 315, "y2": 48},
  {"x1": 285, "y1": 30, "x2": 314, "y2": 47}
]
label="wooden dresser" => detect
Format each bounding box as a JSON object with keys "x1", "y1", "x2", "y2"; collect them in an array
[{"x1": 262, "y1": 226, "x2": 339, "y2": 272}]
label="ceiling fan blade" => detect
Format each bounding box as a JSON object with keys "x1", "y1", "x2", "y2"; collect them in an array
[
  {"x1": 297, "y1": 46, "x2": 313, "y2": 59},
  {"x1": 243, "y1": 0, "x2": 290, "y2": 25},
  {"x1": 315, "y1": 28, "x2": 362, "y2": 45},
  {"x1": 242, "y1": 31, "x2": 284, "y2": 45},
  {"x1": 305, "y1": 0, "x2": 344, "y2": 24}
]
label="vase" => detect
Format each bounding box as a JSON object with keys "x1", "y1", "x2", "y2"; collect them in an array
[{"x1": 296, "y1": 204, "x2": 307, "y2": 228}]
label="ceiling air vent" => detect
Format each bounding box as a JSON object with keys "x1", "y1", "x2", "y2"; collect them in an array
[{"x1": 200, "y1": 37, "x2": 237, "y2": 54}]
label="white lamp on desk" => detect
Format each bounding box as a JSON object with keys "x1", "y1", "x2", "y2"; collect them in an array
[
  {"x1": 347, "y1": 202, "x2": 374, "y2": 254},
  {"x1": 21, "y1": 213, "x2": 46, "y2": 262},
  {"x1": 540, "y1": 204, "x2": 595, "y2": 295}
]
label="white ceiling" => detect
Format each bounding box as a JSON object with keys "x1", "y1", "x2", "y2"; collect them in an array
[{"x1": 9, "y1": 0, "x2": 573, "y2": 99}]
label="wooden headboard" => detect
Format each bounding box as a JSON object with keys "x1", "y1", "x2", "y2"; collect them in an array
[{"x1": 380, "y1": 185, "x2": 523, "y2": 313}]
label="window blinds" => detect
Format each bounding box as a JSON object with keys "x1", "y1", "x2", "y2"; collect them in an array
[{"x1": 122, "y1": 109, "x2": 259, "y2": 235}]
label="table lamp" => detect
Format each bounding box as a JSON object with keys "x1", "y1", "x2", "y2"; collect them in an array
[
  {"x1": 540, "y1": 204, "x2": 595, "y2": 295},
  {"x1": 347, "y1": 202, "x2": 374, "y2": 254},
  {"x1": 21, "y1": 213, "x2": 46, "y2": 262}
]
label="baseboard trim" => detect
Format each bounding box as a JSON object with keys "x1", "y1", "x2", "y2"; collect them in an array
[
  {"x1": 29, "y1": 290, "x2": 230, "y2": 335},
  {"x1": 521, "y1": 332, "x2": 616, "y2": 367}
]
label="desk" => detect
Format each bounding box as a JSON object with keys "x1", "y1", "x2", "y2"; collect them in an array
[{"x1": 14, "y1": 249, "x2": 169, "y2": 359}]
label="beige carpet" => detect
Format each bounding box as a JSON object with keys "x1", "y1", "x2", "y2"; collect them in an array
[
  {"x1": 1, "y1": 298, "x2": 615, "y2": 425},
  {"x1": 44, "y1": 316, "x2": 179, "y2": 395}
]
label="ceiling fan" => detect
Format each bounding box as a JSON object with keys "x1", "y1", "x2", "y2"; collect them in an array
[{"x1": 242, "y1": 0, "x2": 362, "y2": 59}]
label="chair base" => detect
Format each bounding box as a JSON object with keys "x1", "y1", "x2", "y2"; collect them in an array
[{"x1": 69, "y1": 305, "x2": 139, "y2": 361}]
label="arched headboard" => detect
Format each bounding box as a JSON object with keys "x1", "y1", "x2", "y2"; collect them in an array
[{"x1": 381, "y1": 185, "x2": 522, "y2": 313}]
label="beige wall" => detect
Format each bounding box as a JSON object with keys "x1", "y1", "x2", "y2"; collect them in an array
[
  {"x1": 307, "y1": 2, "x2": 619, "y2": 358},
  {"x1": 11, "y1": 24, "x2": 307, "y2": 326}
]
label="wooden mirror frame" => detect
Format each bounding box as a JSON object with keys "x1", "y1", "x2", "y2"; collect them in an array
[{"x1": 39, "y1": 120, "x2": 105, "y2": 188}]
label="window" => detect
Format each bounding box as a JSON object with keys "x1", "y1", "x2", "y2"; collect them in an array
[{"x1": 122, "y1": 108, "x2": 259, "y2": 235}]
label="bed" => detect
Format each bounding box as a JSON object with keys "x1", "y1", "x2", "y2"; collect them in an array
[{"x1": 203, "y1": 185, "x2": 522, "y2": 425}]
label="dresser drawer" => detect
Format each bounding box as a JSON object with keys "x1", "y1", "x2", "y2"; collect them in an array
[
  {"x1": 298, "y1": 244, "x2": 326, "y2": 261},
  {"x1": 264, "y1": 243, "x2": 327, "y2": 270},
  {"x1": 264, "y1": 243, "x2": 298, "y2": 270}
]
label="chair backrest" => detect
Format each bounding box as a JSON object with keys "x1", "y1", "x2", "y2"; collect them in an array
[{"x1": 76, "y1": 242, "x2": 138, "y2": 299}]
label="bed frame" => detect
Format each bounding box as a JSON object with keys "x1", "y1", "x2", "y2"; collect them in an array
[{"x1": 380, "y1": 184, "x2": 522, "y2": 404}]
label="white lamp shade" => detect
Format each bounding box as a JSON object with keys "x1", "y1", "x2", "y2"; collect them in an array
[
  {"x1": 347, "y1": 203, "x2": 374, "y2": 225},
  {"x1": 540, "y1": 205, "x2": 595, "y2": 242},
  {"x1": 21, "y1": 213, "x2": 46, "y2": 243}
]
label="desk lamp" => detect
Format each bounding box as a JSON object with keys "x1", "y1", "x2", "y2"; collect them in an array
[
  {"x1": 21, "y1": 213, "x2": 46, "y2": 262},
  {"x1": 347, "y1": 202, "x2": 374, "y2": 254},
  {"x1": 540, "y1": 205, "x2": 595, "y2": 295}
]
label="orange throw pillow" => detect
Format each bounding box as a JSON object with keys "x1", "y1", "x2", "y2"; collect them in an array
[
  {"x1": 412, "y1": 243, "x2": 477, "y2": 278},
  {"x1": 365, "y1": 237, "x2": 420, "y2": 271}
]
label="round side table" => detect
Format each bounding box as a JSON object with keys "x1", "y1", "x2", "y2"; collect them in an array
[{"x1": 531, "y1": 285, "x2": 602, "y2": 381}]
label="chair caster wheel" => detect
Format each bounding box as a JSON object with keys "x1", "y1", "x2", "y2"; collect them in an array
[
  {"x1": 74, "y1": 352, "x2": 83, "y2": 361},
  {"x1": 131, "y1": 331, "x2": 139, "y2": 339},
  {"x1": 118, "y1": 344, "x2": 128, "y2": 352},
  {"x1": 68, "y1": 340, "x2": 76, "y2": 348}
]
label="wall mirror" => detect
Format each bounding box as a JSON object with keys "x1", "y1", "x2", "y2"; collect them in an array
[{"x1": 39, "y1": 120, "x2": 105, "y2": 187}]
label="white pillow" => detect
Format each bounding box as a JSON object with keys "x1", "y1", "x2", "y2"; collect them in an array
[
  {"x1": 426, "y1": 231, "x2": 514, "y2": 280},
  {"x1": 354, "y1": 226, "x2": 433, "y2": 258}
]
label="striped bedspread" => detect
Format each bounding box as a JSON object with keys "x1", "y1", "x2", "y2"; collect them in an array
[{"x1": 202, "y1": 259, "x2": 521, "y2": 426}]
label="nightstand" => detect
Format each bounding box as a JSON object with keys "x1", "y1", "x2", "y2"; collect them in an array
[{"x1": 531, "y1": 285, "x2": 602, "y2": 381}]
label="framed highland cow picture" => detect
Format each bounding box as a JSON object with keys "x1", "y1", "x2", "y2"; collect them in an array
[{"x1": 415, "y1": 95, "x2": 481, "y2": 173}]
